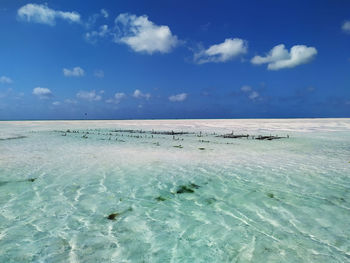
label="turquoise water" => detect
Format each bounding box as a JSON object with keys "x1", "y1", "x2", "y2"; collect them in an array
[{"x1": 1, "y1": 119, "x2": 350, "y2": 262}]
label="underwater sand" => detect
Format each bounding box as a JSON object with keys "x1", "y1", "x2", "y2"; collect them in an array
[{"x1": 0, "y1": 119, "x2": 350, "y2": 262}]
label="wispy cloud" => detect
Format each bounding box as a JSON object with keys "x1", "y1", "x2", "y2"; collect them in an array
[
  {"x1": 169, "y1": 93, "x2": 187, "y2": 102},
  {"x1": 0, "y1": 76, "x2": 12, "y2": 84},
  {"x1": 114, "y1": 13, "x2": 179, "y2": 54},
  {"x1": 241, "y1": 85, "x2": 259, "y2": 101},
  {"x1": 133, "y1": 89, "x2": 151, "y2": 99},
  {"x1": 63, "y1": 67, "x2": 85, "y2": 77},
  {"x1": 85, "y1": 25, "x2": 109, "y2": 43},
  {"x1": 32, "y1": 87, "x2": 53, "y2": 99},
  {"x1": 251, "y1": 44, "x2": 317, "y2": 70},
  {"x1": 94, "y1": 69, "x2": 104, "y2": 78},
  {"x1": 76, "y1": 90, "x2": 102, "y2": 101},
  {"x1": 194, "y1": 38, "x2": 247, "y2": 64},
  {"x1": 17, "y1": 3, "x2": 80, "y2": 26},
  {"x1": 342, "y1": 21, "x2": 350, "y2": 33},
  {"x1": 106, "y1": 92, "x2": 126, "y2": 104}
]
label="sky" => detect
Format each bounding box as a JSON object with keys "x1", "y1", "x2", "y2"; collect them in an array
[{"x1": 0, "y1": 0, "x2": 349, "y2": 120}]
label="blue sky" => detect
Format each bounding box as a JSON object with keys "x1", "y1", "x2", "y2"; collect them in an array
[{"x1": 0, "y1": 0, "x2": 349, "y2": 120}]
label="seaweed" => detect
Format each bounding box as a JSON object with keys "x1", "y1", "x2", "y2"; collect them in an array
[
  {"x1": 267, "y1": 193, "x2": 274, "y2": 198},
  {"x1": 27, "y1": 178, "x2": 36, "y2": 182},
  {"x1": 189, "y1": 183, "x2": 200, "y2": 189},
  {"x1": 155, "y1": 196, "x2": 166, "y2": 202},
  {"x1": 198, "y1": 147, "x2": 205, "y2": 150},
  {"x1": 205, "y1": 197, "x2": 217, "y2": 205},
  {"x1": 173, "y1": 145, "x2": 183, "y2": 148},
  {"x1": 0, "y1": 135, "x2": 27, "y2": 141},
  {"x1": 107, "y1": 213, "x2": 119, "y2": 220},
  {"x1": 176, "y1": 185, "x2": 194, "y2": 194}
]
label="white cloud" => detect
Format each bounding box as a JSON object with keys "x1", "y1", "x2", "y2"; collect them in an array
[
  {"x1": 106, "y1": 92, "x2": 126, "y2": 104},
  {"x1": 17, "y1": 3, "x2": 80, "y2": 26},
  {"x1": 85, "y1": 25, "x2": 109, "y2": 43},
  {"x1": 64, "y1": 98, "x2": 77, "y2": 104},
  {"x1": 342, "y1": 21, "x2": 350, "y2": 33},
  {"x1": 114, "y1": 13, "x2": 179, "y2": 54},
  {"x1": 240, "y1": 85, "x2": 252, "y2": 92},
  {"x1": 76, "y1": 90, "x2": 102, "y2": 101},
  {"x1": 32, "y1": 87, "x2": 53, "y2": 99},
  {"x1": 241, "y1": 85, "x2": 259, "y2": 100},
  {"x1": 52, "y1": 101, "x2": 61, "y2": 106},
  {"x1": 94, "y1": 70, "x2": 104, "y2": 78},
  {"x1": 194, "y1": 38, "x2": 248, "y2": 64},
  {"x1": 101, "y1": 9, "x2": 109, "y2": 19},
  {"x1": 169, "y1": 93, "x2": 187, "y2": 102},
  {"x1": 251, "y1": 44, "x2": 317, "y2": 70},
  {"x1": 248, "y1": 91, "x2": 259, "y2": 100},
  {"x1": 0, "y1": 76, "x2": 12, "y2": 84},
  {"x1": 63, "y1": 67, "x2": 85, "y2": 77},
  {"x1": 133, "y1": 89, "x2": 151, "y2": 99}
]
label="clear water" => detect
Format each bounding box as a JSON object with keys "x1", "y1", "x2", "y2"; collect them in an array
[{"x1": 1, "y1": 119, "x2": 350, "y2": 263}]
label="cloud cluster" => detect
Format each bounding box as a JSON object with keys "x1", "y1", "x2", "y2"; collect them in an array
[
  {"x1": 63, "y1": 67, "x2": 85, "y2": 77},
  {"x1": 241, "y1": 85, "x2": 259, "y2": 100},
  {"x1": 76, "y1": 90, "x2": 102, "y2": 101},
  {"x1": 0, "y1": 76, "x2": 12, "y2": 84},
  {"x1": 133, "y1": 89, "x2": 151, "y2": 99},
  {"x1": 114, "y1": 13, "x2": 179, "y2": 54},
  {"x1": 106, "y1": 92, "x2": 126, "y2": 104},
  {"x1": 251, "y1": 44, "x2": 317, "y2": 70},
  {"x1": 17, "y1": 3, "x2": 80, "y2": 26},
  {"x1": 194, "y1": 38, "x2": 248, "y2": 64},
  {"x1": 342, "y1": 21, "x2": 350, "y2": 33},
  {"x1": 32, "y1": 87, "x2": 53, "y2": 99},
  {"x1": 85, "y1": 25, "x2": 109, "y2": 43},
  {"x1": 169, "y1": 93, "x2": 187, "y2": 102}
]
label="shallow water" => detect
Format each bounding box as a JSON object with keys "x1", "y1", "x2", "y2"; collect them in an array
[{"x1": 1, "y1": 119, "x2": 350, "y2": 262}]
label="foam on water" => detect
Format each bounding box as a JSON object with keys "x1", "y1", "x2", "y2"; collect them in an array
[{"x1": 0, "y1": 119, "x2": 350, "y2": 262}]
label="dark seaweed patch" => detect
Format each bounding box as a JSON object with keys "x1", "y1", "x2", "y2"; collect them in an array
[
  {"x1": 176, "y1": 185, "x2": 194, "y2": 194},
  {"x1": 107, "y1": 213, "x2": 119, "y2": 220},
  {"x1": 155, "y1": 196, "x2": 166, "y2": 202},
  {"x1": 27, "y1": 178, "x2": 36, "y2": 182},
  {"x1": 173, "y1": 145, "x2": 183, "y2": 148},
  {"x1": 267, "y1": 193, "x2": 274, "y2": 198},
  {"x1": 198, "y1": 147, "x2": 205, "y2": 150}
]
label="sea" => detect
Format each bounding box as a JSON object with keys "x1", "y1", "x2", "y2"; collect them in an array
[{"x1": 1, "y1": 119, "x2": 350, "y2": 262}]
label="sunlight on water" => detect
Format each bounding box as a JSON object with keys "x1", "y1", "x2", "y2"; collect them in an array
[{"x1": 1, "y1": 119, "x2": 350, "y2": 262}]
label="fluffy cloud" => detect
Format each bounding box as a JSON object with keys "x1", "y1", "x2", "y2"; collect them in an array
[
  {"x1": 169, "y1": 93, "x2": 187, "y2": 102},
  {"x1": 240, "y1": 85, "x2": 252, "y2": 92},
  {"x1": 248, "y1": 91, "x2": 259, "y2": 100},
  {"x1": 52, "y1": 101, "x2": 61, "y2": 106},
  {"x1": 32, "y1": 87, "x2": 53, "y2": 99},
  {"x1": 63, "y1": 67, "x2": 85, "y2": 77},
  {"x1": 17, "y1": 3, "x2": 80, "y2": 26},
  {"x1": 106, "y1": 92, "x2": 126, "y2": 104},
  {"x1": 76, "y1": 90, "x2": 102, "y2": 101},
  {"x1": 342, "y1": 21, "x2": 350, "y2": 33},
  {"x1": 101, "y1": 9, "x2": 109, "y2": 19},
  {"x1": 85, "y1": 25, "x2": 109, "y2": 43},
  {"x1": 194, "y1": 38, "x2": 248, "y2": 64},
  {"x1": 114, "y1": 13, "x2": 179, "y2": 54},
  {"x1": 251, "y1": 44, "x2": 317, "y2": 70},
  {"x1": 133, "y1": 89, "x2": 151, "y2": 99},
  {"x1": 0, "y1": 76, "x2": 12, "y2": 84}
]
